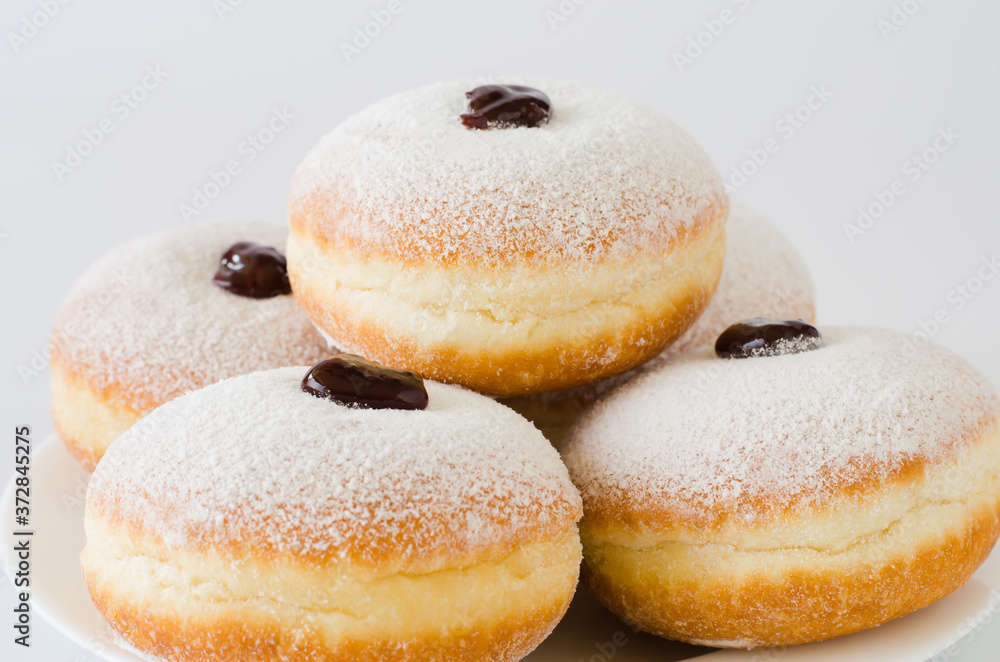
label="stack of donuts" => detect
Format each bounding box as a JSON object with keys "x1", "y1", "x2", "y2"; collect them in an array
[{"x1": 52, "y1": 78, "x2": 1000, "y2": 661}]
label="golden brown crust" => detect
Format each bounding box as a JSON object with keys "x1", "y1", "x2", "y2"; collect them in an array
[
  {"x1": 500, "y1": 204, "x2": 818, "y2": 446},
  {"x1": 89, "y1": 495, "x2": 583, "y2": 575},
  {"x1": 287, "y1": 224, "x2": 726, "y2": 397},
  {"x1": 291, "y1": 281, "x2": 711, "y2": 398},
  {"x1": 286, "y1": 108, "x2": 728, "y2": 396},
  {"x1": 289, "y1": 191, "x2": 728, "y2": 268},
  {"x1": 582, "y1": 496, "x2": 1000, "y2": 648},
  {"x1": 50, "y1": 358, "x2": 144, "y2": 472},
  {"x1": 576, "y1": 418, "x2": 1000, "y2": 648},
  {"x1": 563, "y1": 326, "x2": 1000, "y2": 538},
  {"x1": 89, "y1": 582, "x2": 569, "y2": 662},
  {"x1": 82, "y1": 521, "x2": 582, "y2": 662},
  {"x1": 580, "y1": 416, "x2": 997, "y2": 539},
  {"x1": 287, "y1": 78, "x2": 729, "y2": 282}
]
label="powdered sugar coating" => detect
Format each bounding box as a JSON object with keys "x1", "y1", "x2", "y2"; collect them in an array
[
  {"x1": 563, "y1": 327, "x2": 1000, "y2": 524},
  {"x1": 51, "y1": 222, "x2": 329, "y2": 412},
  {"x1": 289, "y1": 78, "x2": 726, "y2": 266},
  {"x1": 660, "y1": 202, "x2": 814, "y2": 359},
  {"x1": 740, "y1": 335, "x2": 822, "y2": 358},
  {"x1": 506, "y1": 203, "x2": 815, "y2": 413},
  {"x1": 88, "y1": 368, "x2": 582, "y2": 567}
]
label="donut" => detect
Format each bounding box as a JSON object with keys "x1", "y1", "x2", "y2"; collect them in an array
[
  {"x1": 50, "y1": 221, "x2": 328, "y2": 470},
  {"x1": 287, "y1": 78, "x2": 728, "y2": 397},
  {"x1": 561, "y1": 324, "x2": 1000, "y2": 648},
  {"x1": 502, "y1": 202, "x2": 815, "y2": 444},
  {"x1": 81, "y1": 361, "x2": 583, "y2": 662}
]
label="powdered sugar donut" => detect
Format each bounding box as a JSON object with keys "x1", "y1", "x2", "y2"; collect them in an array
[
  {"x1": 82, "y1": 366, "x2": 582, "y2": 662},
  {"x1": 502, "y1": 202, "x2": 815, "y2": 444},
  {"x1": 50, "y1": 222, "x2": 328, "y2": 469},
  {"x1": 652, "y1": 202, "x2": 814, "y2": 357},
  {"x1": 287, "y1": 78, "x2": 727, "y2": 397},
  {"x1": 562, "y1": 326, "x2": 1000, "y2": 648}
]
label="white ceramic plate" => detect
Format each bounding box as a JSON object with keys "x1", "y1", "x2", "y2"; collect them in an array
[{"x1": 4, "y1": 435, "x2": 1000, "y2": 662}]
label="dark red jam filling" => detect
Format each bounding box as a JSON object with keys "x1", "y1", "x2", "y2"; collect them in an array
[
  {"x1": 301, "y1": 354, "x2": 429, "y2": 410},
  {"x1": 212, "y1": 242, "x2": 292, "y2": 298},
  {"x1": 461, "y1": 84, "x2": 551, "y2": 129},
  {"x1": 715, "y1": 318, "x2": 822, "y2": 359}
]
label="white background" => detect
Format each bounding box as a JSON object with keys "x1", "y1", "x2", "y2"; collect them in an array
[{"x1": 2, "y1": 1, "x2": 999, "y2": 660}]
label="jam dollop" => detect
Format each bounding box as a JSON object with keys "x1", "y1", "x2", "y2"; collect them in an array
[
  {"x1": 715, "y1": 318, "x2": 822, "y2": 359},
  {"x1": 301, "y1": 354, "x2": 429, "y2": 410},
  {"x1": 460, "y1": 84, "x2": 551, "y2": 129},
  {"x1": 212, "y1": 242, "x2": 292, "y2": 298}
]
